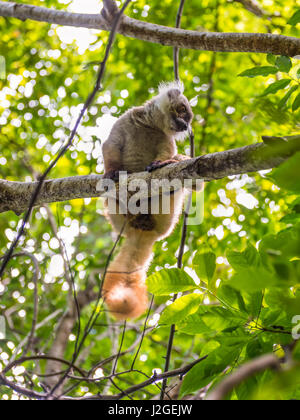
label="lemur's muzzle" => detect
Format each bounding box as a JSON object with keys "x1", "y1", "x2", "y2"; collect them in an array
[{"x1": 175, "y1": 117, "x2": 188, "y2": 132}]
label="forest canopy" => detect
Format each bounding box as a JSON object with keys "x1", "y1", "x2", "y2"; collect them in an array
[{"x1": 0, "y1": 0, "x2": 299, "y2": 401}]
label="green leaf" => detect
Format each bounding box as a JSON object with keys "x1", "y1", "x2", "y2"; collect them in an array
[
  {"x1": 215, "y1": 328, "x2": 251, "y2": 347},
  {"x1": 291, "y1": 196, "x2": 300, "y2": 212},
  {"x1": 261, "y1": 79, "x2": 290, "y2": 97},
  {"x1": 180, "y1": 346, "x2": 241, "y2": 397},
  {"x1": 270, "y1": 152, "x2": 300, "y2": 193},
  {"x1": 178, "y1": 306, "x2": 246, "y2": 335},
  {"x1": 245, "y1": 291, "x2": 264, "y2": 319},
  {"x1": 260, "y1": 307, "x2": 292, "y2": 332},
  {"x1": 226, "y1": 246, "x2": 278, "y2": 294},
  {"x1": 217, "y1": 285, "x2": 247, "y2": 313},
  {"x1": 193, "y1": 250, "x2": 216, "y2": 283},
  {"x1": 292, "y1": 92, "x2": 300, "y2": 112},
  {"x1": 178, "y1": 311, "x2": 211, "y2": 335},
  {"x1": 227, "y1": 244, "x2": 260, "y2": 271},
  {"x1": 246, "y1": 336, "x2": 273, "y2": 359},
  {"x1": 146, "y1": 268, "x2": 197, "y2": 296},
  {"x1": 201, "y1": 307, "x2": 246, "y2": 330},
  {"x1": 275, "y1": 56, "x2": 292, "y2": 73},
  {"x1": 159, "y1": 293, "x2": 202, "y2": 325},
  {"x1": 287, "y1": 9, "x2": 300, "y2": 25},
  {"x1": 278, "y1": 85, "x2": 298, "y2": 109},
  {"x1": 264, "y1": 289, "x2": 300, "y2": 320},
  {"x1": 266, "y1": 54, "x2": 277, "y2": 65},
  {"x1": 227, "y1": 267, "x2": 279, "y2": 292},
  {"x1": 280, "y1": 213, "x2": 300, "y2": 224},
  {"x1": 238, "y1": 66, "x2": 278, "y2": 78},
  {"x1": 297, "y1": 68, "x2": 300, "y2": 79},
  {"x1": 293, "y1": 341, "x2": 300, "y2": 361},
  {"x1": 259, "y1": 225, "x2": 300, "y2": 261},
  {"x1": 275, "y1": 296, "x2": 300, "y2": 318}
]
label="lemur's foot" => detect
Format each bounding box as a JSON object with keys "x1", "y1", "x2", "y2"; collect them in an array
[
  {"x1": 103, "y1": 170, "x2": 120, "y2": 182},
  {"x1": 146, "y1": 160, "x2": 177, "y2": 172}
]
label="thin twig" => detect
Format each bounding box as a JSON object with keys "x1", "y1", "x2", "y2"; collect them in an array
[
  {"x1": 116, "y1": 355, "x2": 208, "y2": 400},
  {"x1": 131, "y1": 294, "x2": 154, "y2": 370},
  {"x1": 112, "y1": 321, "x2": 127, "y2": 375},
  {"x1": 8, "y1": 310, "x2": 63, "y2": 364},
  {"x1": 173, "y1": 0, "x2": 186, "y2": 82},
  {"x1": 2, "y1": 355, "x2": 86, "y2": 377},
  {"x1": 43, "y1": 205, "x2": 82, "y2": 391}
]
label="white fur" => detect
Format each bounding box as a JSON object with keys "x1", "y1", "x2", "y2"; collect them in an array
[
  {"x1": 158, "y1": 80, "x2": 184, "y2": 95},
  {"x1": 155, "y1": 81, "x2": 184, "y2": 111},
  {"x1": 174, "y1": 129, "x2": 189, "y2": 141}
]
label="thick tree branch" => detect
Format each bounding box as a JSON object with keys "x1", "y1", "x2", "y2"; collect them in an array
[
  {"x1": 0, "y1": 1, "x2": 299, "y2": 56},
  {"x1": 0, "y1": 136, "x2": 299, "y2": 215}
]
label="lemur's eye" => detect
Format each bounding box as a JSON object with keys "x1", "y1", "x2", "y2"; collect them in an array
[{"x1": 177, "y1": 105, "x2": 186, "y2": 114}]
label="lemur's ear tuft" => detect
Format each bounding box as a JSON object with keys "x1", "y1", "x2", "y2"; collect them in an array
[
  {"x1": 167, "y1": 88, "x2": 181, "y2": 100},
  {"x1": 158, "y1": 80, "x2": 184, "y2": 95}
]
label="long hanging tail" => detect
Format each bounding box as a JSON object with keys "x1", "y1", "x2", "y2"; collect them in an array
[{"x1": 102, "y1": 230, "x2": 156, "y2": 320}]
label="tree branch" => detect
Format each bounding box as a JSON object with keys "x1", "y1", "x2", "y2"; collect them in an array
[
  {"x1": 0, "y1": 1, "x2": 299, "y2": 56},
  {"x1": 206, "y1": 354, "x2": 281, "y2": 400},
  {"x1": 0, "y1": 136, "x2": 299, "y2": 216},
  {"x1": 0, "y1": 354, "x2": 208, "y2": 400},
  {"x1": 234, "y1": 0, "x2": 267, "y2": 18},
  {"x1": 61, "y1": 355, "x2": 208, "y2": 400}
]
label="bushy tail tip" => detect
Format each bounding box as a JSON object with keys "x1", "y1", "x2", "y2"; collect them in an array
[{"x1": 103, "y1": 272, "x2": 148, "y2": 320}]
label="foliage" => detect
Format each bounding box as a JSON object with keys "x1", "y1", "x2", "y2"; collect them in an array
[{"x1": 0, "y1": 0, "x2": 299, "y2": 401}]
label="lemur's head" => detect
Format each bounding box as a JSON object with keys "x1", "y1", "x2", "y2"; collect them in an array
[{"x1": 156, "y1": 82, "x2": 194, "y2": 137}]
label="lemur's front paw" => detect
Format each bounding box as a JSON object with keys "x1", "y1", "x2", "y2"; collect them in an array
[
  {"x1": 103, "y1": 170, "x2": 120, "y2": 182},
  {"x1": 146, "y1": 161, "x2": 162, "y2": 172},
  {"x1": 146, "y1": 160, "x2": 177, "y2": 172}
]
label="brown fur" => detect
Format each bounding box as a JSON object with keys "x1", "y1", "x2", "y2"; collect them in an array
[
  {"x1": 129, "y1": 214, "x2": 156, "y2": 231},
  {"x1": 102, "y1": 82, "x2": 193, "y2": 319},
  {"x1": 103, "y1": 271, "x2": 148, "y2": 320}
]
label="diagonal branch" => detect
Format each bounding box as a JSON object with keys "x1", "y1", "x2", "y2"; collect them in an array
[
  {"x1": 0, "y1": 1, "x2": 299, "y2": 56},
  {"x1": 234, "y1": 0, "x2": 267, "y2": 18},
  {"x1": 206, "y1": 353, "x2": 281, "y2": 400},
  {"x1": 0, "y1": 136, "x2": 299, "y2": 216},
  {"x1": 0, "y1": 354, "x2": 208, "y2": 400}
]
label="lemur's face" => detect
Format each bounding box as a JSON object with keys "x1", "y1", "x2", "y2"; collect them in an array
[{"x1": 167, "y1": 89, "x2": 193, "y2": 133}]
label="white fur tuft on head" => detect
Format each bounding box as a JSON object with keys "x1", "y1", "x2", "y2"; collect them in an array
[
  {"x1": 158, "y1": 80, "x2": 184, "y2": 95},
  {"x1": 155, "y1": 80, "x2": 184, "y2": 112}
]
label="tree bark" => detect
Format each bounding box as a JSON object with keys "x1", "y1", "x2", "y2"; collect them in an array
[
  {"x1": 0, "y1": 136, "x2": 299, "y2": 215},
  {"x1": 0, "y1": 1, "x2": 299, "y2": 56}
]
